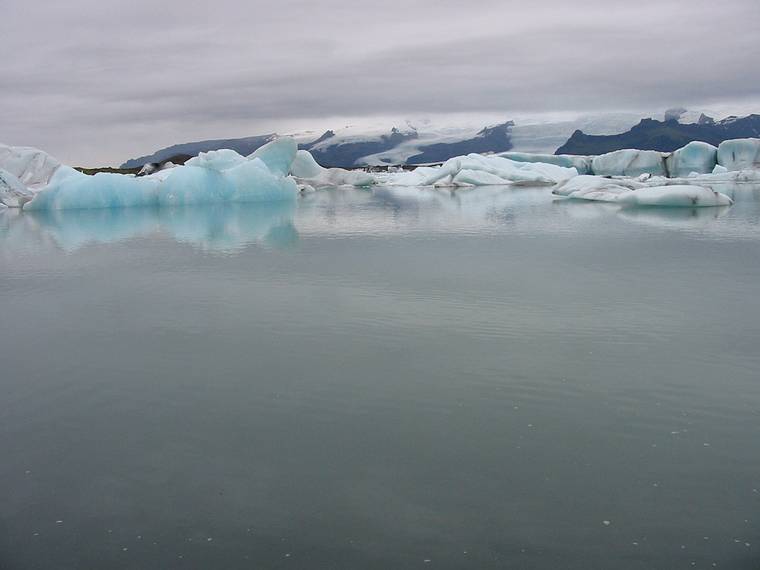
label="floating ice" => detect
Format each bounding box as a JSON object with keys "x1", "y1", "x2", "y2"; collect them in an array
[
  {"x1": 0, "y1": 168, "x2": 34, "y2": 207},
  {"x1": 592, "y1": 150, "x2": 667, "y2": 177},
  {"x1": 289, "y1": 150, "x2": 375, "y2": 187},
  {"x1": 552, "y1": 175, "x2": 642, "y2": 197},
  {"x1": 24, "y1": 157, "x2": 298, "y2": 210},
  {"x1": 411, "y1": 154, "x2": 577, "y2": 187},
  {"x1": 717, "y1": 139, "x2": 760, "y2": 171},
  {"x1": 452, "y1": 169, "x2": 512, "y2": 186},
  {"x1": 666, "y1": 141, "x2": 718, "y2": 178},
  {"x1": 497, "y1": 152, "x2": 594, "y2": 175},
  {"x1": 185, "y1": 149, "x2": 248, "y2": 171},
  {"x1": 617, "y1": 185, "x2": 733, "y2": 208},
  {"x1": 248, "y1": 138, "x2": 298, "y2": 176},
  {"x1": 0, "y1": 144, "x2": 62, "y2": 189}
]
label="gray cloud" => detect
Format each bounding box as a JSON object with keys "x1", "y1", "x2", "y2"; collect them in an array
[{"x1": 2, "y1": 0, "x2": 759, "y2": 164}]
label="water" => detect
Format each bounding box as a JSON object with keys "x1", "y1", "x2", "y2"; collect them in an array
[{"x1": 1, "y1": 185, "x2": 760, "y2": 569}]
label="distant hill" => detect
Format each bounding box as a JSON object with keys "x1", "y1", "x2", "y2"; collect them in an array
[
  {"x1": 406, "y1": 122, "x2": 514, "y2": 164},
  {"x1": 118, "y1": 123, "x2": 516, "y2": 169},
  {"x1": 556, "y1": 115, "x2": 760, "y2": 155},
  {"x1": 306, "y1": 127, "x2": 418, "y2": 167}
]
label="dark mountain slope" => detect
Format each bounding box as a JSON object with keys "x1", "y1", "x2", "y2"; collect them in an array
[
  {"x1": 556, "y1": 116, "x2": 760, "y2": 155},
  {"x1": 407, "y1": 122, "x2": 514, "y2": 164}
]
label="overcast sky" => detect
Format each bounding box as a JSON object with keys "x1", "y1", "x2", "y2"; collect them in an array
[{"x1": 2, "y1": 0, "x2": 759, "y2": 165}]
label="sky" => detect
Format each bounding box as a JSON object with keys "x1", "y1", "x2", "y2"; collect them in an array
[{"x1": 2, "y1": 0, "x2": 760, "y2": 166}]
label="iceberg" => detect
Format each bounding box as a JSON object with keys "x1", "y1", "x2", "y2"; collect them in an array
[
  {"x1": 0, "y1": 168, "x2": 35, "y2": 207},
  {"x1": 717, "y1": 139, "x2": 760, "y2": 171},
  {"x1": 552, "y1": 175, "x2": 643, "y2": 197},
  {"x1": 0, "y1": 144, "x2": 62, "y2": 190},
  {"x1": 666, "y1": 141, "x2": 718, "y2": 178},
  {"x1": 289, "y1": 150, "x2": 375, "y2": 187},
  {"x1": 451, "y1": 169, "x2": 511, "y2": 186},
  {"x1": 184, "y1": 148, "x2": 248, "y2": 171},
  {"x1": 23, "y1": 154, "x2": 298, "y2": 211},
  {"x1": 411, "y1": 154, "x2": 577, "y2": 187},
  {"x1": 497, "y1": 152, "x2": 594, "y2": 175},
  {"x1": 592, "y1": 149, "x2": 667, "y2": 177},
  {"x1": 247, "y1": 137, "x2": 298, "y2": 176},
  {"x1": 617, "y1": 185, "x2": 733, "y2": 208}
]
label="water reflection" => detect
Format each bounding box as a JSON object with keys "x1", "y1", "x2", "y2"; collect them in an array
[
  {"x1": 2, "y1": 184, "x2": 760, "y2": 253},
  {"x1": 617, "y1": 205, "x2": 731, "y2": 230},
  {"x1": 7, "y1": 202, "x2": 297, "y2": 252}
]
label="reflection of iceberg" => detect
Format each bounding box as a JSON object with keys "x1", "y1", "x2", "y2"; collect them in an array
[
  {"x1": 22, "y1": 202, "x2": 297, "y2": 252},
  {"x1": 617, "y1": 205, "x2": 730, "y2": 230}
]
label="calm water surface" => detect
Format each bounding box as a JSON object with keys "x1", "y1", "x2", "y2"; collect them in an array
[{"x1": 1, "y1": 185, "x2": 760, "y2": 569}]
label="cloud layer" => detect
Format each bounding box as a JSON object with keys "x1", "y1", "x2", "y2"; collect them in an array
[{"x1": 2, "y1": 0, "x2": 759, "y2": 165}]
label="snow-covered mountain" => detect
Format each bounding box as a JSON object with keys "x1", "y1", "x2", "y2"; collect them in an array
[{"x1": 120, "y1": 109, "x2": 754, "y2": 169}]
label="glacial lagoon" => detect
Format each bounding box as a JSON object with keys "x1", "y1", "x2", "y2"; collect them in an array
[{"x1": 1, "y1": 185, "x2": 760, "y2": 569}]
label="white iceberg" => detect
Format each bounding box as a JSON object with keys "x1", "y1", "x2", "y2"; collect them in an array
[
  {"x1": 451, "y1": 169, "x2": 511, "y2": 187},
  {"x1": 0, "y1": 144, "x2": 62, "y2": 190},
  {"x1": 411, "y1": 154, "x2": 577, "y2": 187},
  {"x1": 289, "y1": 150, "x2": 375, "y2": 187},
  {"x1": 0, "y1": 168, "x2": 35, "y2": 207},
  {"x1": 497, "y1": 152, "x2": 594, "y2": 175},
  {"x1": 592, "y1": 149, "x2": 667, "y2": 177},
  {"x1": 666, "y1": 141, "x2": 718, "y2": 178},
  {"x1": 247, "y1": 137, "x2": 298, "y2": 176},
  {"x1": 617, "y1": 185, "x2": 733, "y2": 208},
  {"x1": 552, "y1": 175, "x2": 643, "y2": 197},
  {"x1": 717, "y1": 139, "x2": 760, "y2": 171},
  {"x1": 185, "y1": 148, "x2": 248, "y2": 171}
]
